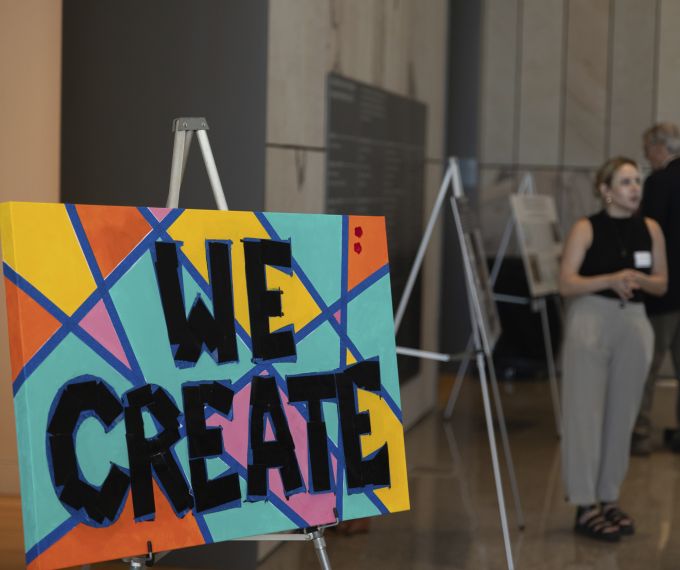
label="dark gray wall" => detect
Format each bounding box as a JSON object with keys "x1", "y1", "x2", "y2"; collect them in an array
[
  {"x1": 441, "y1": 0, "x2": 483, "y2": 360},
  {"x1": 61, "y1": 0, "x2": 268, "y2": 211}
]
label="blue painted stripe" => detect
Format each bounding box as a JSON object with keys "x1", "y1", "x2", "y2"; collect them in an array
[
  {"x1": 12, "y1": 328, "x2": 69, "y2": 396},
  {"x1": 6, "y1": 265, "x2": 141, "y2": 393},
  {"x1": 3, "y1": 263, "x2": 68, "y2": 322},
  {"x1": 379, "y1": 386, "x2": 403, "y2": 423},
  {"x1": 65, "y1": 205, "x2": 144, "y2": 378},
  {"x1": 364, "y1": 489, "x2": 389, "y2": 515},
  {"x1": 193, "y1": 512, "x2": 214, "y2": 544},
  {"x1": 346, "y1": 263, "x2": 390, "y2": 301},
  {"x1": 25, "y1": 515, "x2": 79, "y2": 564}
]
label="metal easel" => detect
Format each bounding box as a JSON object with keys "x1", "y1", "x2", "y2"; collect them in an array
[
  {"x1": 395, "y1": 157, "x2": 521, "y2": 570},
  {"x1": 124, "y1": 117, "x2": 336, "y2": 570},
  {"x1": 443, "y1": 173, "x2": 563, "y2": 437}
]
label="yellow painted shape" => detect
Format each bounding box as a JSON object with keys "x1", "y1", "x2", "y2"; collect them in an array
[
  {"x1": 356, "y1": 390, "x2": 410, "y2": 513},
  {"x1": 266, "y1": 266, "x2": 321, "y2": 332},
  {"x1": 346, "y1": 349, "x2": 357, "y2": 365},
  {"x1": 166, "y1": 210, "x2": 270, "y2": 335},
  {"x1": 0, "y1": 202, "x2": 96, "y2": 316}
]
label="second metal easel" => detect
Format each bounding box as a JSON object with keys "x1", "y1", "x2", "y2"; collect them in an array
[{"x1": 443, "y1": 173, "x2": 562, "y2": 438}]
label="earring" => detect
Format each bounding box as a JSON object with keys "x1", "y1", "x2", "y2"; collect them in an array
[{"x1": 606, "y1": 195, "x2": 612, "y2": 204}]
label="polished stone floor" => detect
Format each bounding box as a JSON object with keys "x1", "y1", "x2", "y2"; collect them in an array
[{"x1": 257, "y1": 377, "x2": 680, "y2": 570}]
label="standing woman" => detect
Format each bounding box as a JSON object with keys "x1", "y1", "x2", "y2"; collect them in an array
[{"x1": 559, "y1": 156, "x2": 667, "y2": 541}]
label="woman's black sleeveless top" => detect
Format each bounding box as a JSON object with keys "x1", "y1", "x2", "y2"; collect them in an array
[{"x1": 579, "y1": 210, "x2": 652, "y2": 303}]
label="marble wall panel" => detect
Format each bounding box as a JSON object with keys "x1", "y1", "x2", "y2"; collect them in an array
[
  {"x1": 656, "y1": 0, "x2": 680, "y2": 125},
  {"x1": 267, "y1": 0, "x2": 330, "y2": 147},
  {"x1": 264, "y1": 148, "x2": 326, "y2": 213},
  {"x1": 525, "y1": 168, "x2": 565, "y2": 238},
  {"x1": 517, "y1": 0, "x2": 564, "y2": 166},
  {"x1": 557, "y1": 168, "x2": 600, "y2": 234},
  {"x1": 380, "y1": 0, "x2": 411, "y2": 95},
  {"x1": 411, "y1": 0, "x2": 448, "y2": 160},
  {"x1": 608, "y1": 0, "x2": 656, "y2": 162},
  {"x1": 562, "y1": 0, "x2": 610, "y2": 167},
  {"x1": 479, "y1": 0, "x2": 519, "y2": 165},
  {"x1": 328, "y1": 0, "x2": 383, "y2": 86},
  {"x1": 477, "y1": 167, "x2": 521, "y2": 254}
]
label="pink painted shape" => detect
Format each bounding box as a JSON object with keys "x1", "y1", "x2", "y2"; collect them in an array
[
  {"x1": 207, "y1": 383, "x2": 337, "y2": 526},
  {"x1": 148, "y1": 207, "x2": 173, "y2": 222},
  {"x1": 333, "y1": 310, "x2": 341, "y2": 324},
  {"x1": 259, "y1": 370, "x2": 270, "y2": 376},
  {"x1": 208, "y1": 384, "x2": 251, "y2": 466},
  {"x1": 79, "y1": 300, "x2": 130, "y2": 368}
]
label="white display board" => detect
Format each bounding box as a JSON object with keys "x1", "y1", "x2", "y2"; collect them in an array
[
  {"x1": 455, "y1": 195, "x2": 502, "y2": 351},
  {"x1": 509, "y1": 194, "x2": 562, "y2": 297}
]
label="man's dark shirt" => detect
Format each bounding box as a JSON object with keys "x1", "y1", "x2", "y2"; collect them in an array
[{"x1": 641, "y1": 156, "x2": 680, "y2": 314}]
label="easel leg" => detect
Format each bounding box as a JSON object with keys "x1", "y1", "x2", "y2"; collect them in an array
[
  {"x1": 485, "y1": 354, "x2": 525, "y2": 530},
  {"x1": 538, "y1": 297, "x2": 562, "y2": 437},
  {"x1": 311, "y1": 530, "x2": 333, "y2": 570},
  {"x1": 394, "y1": 165, "x2": 454, "y2": 332},
  {"x1": 476, "y1": 351, "x2": 515, "y2": 570}
]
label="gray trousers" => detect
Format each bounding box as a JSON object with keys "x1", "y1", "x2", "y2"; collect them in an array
[
  {"x1": 633, "y1": 311, "x2": 680, "y2": 437},
  {"x1": 561, "y1": 295, "x2": 653, "y2": 505}
]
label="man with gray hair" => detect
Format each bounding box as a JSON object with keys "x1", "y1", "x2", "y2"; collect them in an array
[{"x1": 632, "y1": 122, "x2": 680, "y2": 455}]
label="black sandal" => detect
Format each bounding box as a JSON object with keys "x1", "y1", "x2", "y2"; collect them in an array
[
  {"x1": 574, "y1": 506, "x2": 621, "y2": 542},
  {"x1": 601, "y1": 503, "x2": 635, "y2": 536}
]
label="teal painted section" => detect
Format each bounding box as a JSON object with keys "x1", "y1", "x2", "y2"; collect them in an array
[
  {"x1": 15, "y1": 332, "x2": 132, "y2": 550},
  {"x1": 346, "y1": 275, "x2": 401, "y2": 406},
  {"x1": 263, "y1": 213, "x2": 343, "y2": 307},
  {"x1": 273, "y1": 321, "x2": 340, "y2": 379},
  {"x1": 76, "y1": 417, "x2": 128, "y2": 486},
  {"x1": 340, "y1": 487, "x2": 382, "y2": 521},
  {"x1": 142, "y1": 410, "x2": 160, "y2": 437},
  {"x1": 205, "y1": 456, "x2": 231, "y2": 479}
]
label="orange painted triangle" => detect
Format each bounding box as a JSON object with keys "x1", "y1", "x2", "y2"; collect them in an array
[
  {"x1": 4, "y1": 278, "x2": 61, "y2": 380},
  {"x1": 347, "y1": 216, "x2": 389, "y2": 291},
  {"x1": 75, "y1": 205, "x2": 152, "y2": 278},
  {"x1": 28, "y1": 482, "x2": 204, "y2": 570}
]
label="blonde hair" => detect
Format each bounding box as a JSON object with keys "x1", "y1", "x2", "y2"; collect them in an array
[{"x1": 594, "y1": 156, "x2": 638, "y2": 197}]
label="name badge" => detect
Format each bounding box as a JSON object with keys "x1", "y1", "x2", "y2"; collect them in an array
[{"x1": 634, "y1": 250, "x2": 652, "y2": 269}]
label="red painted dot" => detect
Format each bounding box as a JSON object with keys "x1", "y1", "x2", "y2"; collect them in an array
[
  {"x1": 354, "y1": 226, "x2": 363, "y2": 238},
  {"x1": 354, "y1": 242, "x2": 362, "y2": 254}
]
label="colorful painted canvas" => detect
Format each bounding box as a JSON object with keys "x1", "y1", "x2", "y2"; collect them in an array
[{"x1": 0, "y1": 202, "x2": 409, "y2": 569}]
